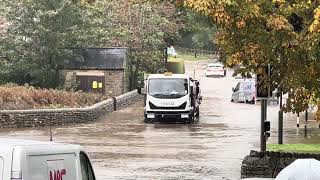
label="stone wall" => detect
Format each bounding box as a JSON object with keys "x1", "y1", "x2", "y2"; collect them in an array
[
  {"x1": 0, "y1": 90, "x2": 141, "y2": 128},
  {"x1": 241, "y1": 150, "x2": 320, "y2": 178}
]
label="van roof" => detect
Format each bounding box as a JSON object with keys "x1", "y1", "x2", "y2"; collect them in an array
[
  {"x1": 242, "y1": 79, "x2": 255, "y2": 82},
  {"x1": 235, "y1": 78, "x2": 255, "y2": 82},
  {"x1": 0, "y1": 138, "x2": 65, "y2": 146},
  {"x1": 0, "y1": 138, "x2": 83, "y2": 154}
]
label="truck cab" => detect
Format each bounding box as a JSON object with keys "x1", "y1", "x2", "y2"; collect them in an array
[
  {"x1": 141, "y1": 73, "x2": 201, "y2": 123},
  {"x1": 0, "y1": 138, "x2": 95, "y2": 180}
]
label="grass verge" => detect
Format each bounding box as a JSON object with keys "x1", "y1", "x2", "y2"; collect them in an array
[
  {"x1": 267, "y1": 144, "x2": 320, "y2": 153},
  {"x1": 169, "y1": 51, "x2": 212, "y2": 61}
]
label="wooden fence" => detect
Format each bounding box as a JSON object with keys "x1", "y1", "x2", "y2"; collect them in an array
[{"x1": 176, "y1": 47, "x2": 220, "y2": 58}]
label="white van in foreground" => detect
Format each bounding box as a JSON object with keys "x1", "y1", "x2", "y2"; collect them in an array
[{"x1": 0, "y1": 138, "x2": 95, "y2": 180}]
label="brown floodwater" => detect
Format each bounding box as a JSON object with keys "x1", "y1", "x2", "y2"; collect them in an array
[{"x1": 1, "y1": 60, "x2": 319, "y2": 180}]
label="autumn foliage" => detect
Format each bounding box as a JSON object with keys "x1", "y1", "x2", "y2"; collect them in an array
[{"x1": 183, "y1": 0, "x2": 320, "y2": 118}]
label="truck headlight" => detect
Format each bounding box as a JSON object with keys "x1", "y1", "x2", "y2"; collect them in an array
[
  {"x1": 147, "y1": 114, "x2": 155, "y2": 119},
  {"x1": 181, "y1": 114, "x2": 189, "y2": 119}
]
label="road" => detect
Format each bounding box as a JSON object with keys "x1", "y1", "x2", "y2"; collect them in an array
[{"x1": 1, "y1": 59, "x2": 320, "y2": 179}]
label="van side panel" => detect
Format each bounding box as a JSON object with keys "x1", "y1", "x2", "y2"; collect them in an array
[
  {"x1": 26, "y1": 153, "x2": 78, "y2": 180},
  {"x1": 0, "y1": 147, "x2": 14, "y2": 180},
  {"x1": 12, "y1": 146, "x2": 27, "y2": 179}
]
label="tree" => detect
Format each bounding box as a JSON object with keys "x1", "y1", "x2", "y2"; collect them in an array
[
  {"x1": 177, "y1": 9, "x2": 218, "y2": 50},
  {"x1": 182, "y1": 0, "x2": 320, "y2": 118},
  {"x1": 0, "y1": 0, "x2": 100, "y2": 88},
  {"x1": 0, "y1": 0, "x2": 184, "y2": 90},
  {"x1": 92, "y1": 0, "x2": 183, "y2": 89}
]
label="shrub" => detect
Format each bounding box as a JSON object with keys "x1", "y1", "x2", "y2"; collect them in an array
[{"x1": 0, "y1": 85, "x2": 108, "y2": 110}]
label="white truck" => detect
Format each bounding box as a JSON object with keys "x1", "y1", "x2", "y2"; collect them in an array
[
  {"x1": 138, "y1": 73, "x2": 201, "y2": 123},
  {"x1": 0, "y1": 138, "x2": 95, "y2": 180}
]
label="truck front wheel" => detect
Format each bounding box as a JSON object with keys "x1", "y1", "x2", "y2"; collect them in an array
[
  {"x1": 188, "y1": 112, "x2": 195, "y2": 124},
  {"x1": 184, "y1": 117, "x2": 193, "y2": 124},
  {"x1": 189, "y1": 117, "x2": 195, "y2": 123},
  {"x1": 144, "y1": 118, "x2": 153, "y2": 124}
]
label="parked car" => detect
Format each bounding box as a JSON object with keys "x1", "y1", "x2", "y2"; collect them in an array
[
  {"x1": 0, "y1": 138, "x2": 96, "y2": 180},
  {"x1": 205, "y1": 63, "x2": 226, "y2": 77},
  {"x1": 231, "y1": 79, "x2": 256, "y2": 104}
]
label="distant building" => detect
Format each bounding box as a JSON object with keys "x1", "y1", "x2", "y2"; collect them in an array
[{"x1": 60, "y1": 48, "x2": 130, "y2": 96}]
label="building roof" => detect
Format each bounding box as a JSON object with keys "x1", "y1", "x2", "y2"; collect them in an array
[{"x1": 62, "y1": 48, "x2": 128, "y2": 70}]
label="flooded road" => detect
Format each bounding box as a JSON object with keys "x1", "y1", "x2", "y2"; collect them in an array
[{"x1": 1, "y1": 60, "x2": 320, "y2": 179}]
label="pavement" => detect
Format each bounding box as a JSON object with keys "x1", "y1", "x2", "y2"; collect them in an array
[{"x1": 0, "y1": 59, "x2": 319, "y2": 179}]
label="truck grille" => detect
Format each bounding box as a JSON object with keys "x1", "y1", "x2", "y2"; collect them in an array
[{"x1": 149, "y1": 102, "x2": 187, "y2": 110}]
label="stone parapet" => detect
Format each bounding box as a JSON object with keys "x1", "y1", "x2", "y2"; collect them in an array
[
  {"x1": 0, "y1": 90, "x2": 141, "y2": 128},
  {"x1": 241, "y1": 150, "x2": 320, "y2": 178}
]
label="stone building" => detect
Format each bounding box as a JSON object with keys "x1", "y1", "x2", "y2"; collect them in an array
[{"x1": 61, "y1": 48, "x2": 130, "y2": 96}]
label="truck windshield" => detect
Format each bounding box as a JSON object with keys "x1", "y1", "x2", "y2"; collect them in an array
[{"x1": 148, "y1": 78, "x2": 188, "y2": 98}]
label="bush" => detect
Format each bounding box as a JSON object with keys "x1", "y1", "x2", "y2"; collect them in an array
[{"x1": 0, "y1": 84, "x2": 108, "y2": 110}]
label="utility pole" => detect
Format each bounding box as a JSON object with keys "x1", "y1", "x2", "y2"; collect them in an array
[
  {"x1": 297, "y1": 113, "x2": 300, "y2": 128},
  {"x1": 305, "y1": 110, "x2": 308, "y2": 138},
  {"x1": 257, "y1": 64, "x2": 272, "y2": 152},
  {"x1": 164, "y1": 47, "x2": 168, "y2": 68},
  {"x1": 49, "y1": 119, "x2": 53, "y2": 141},
  {"x1": 267, "y1": 64, "x2": 271, "y2": 105},
  {"x1": 260, "y1": 99, "x2": 269, "y2": 152},
  {"x1": 260, "y1": 99, "x2": 265, "y2": 152},
  {"x1": 278, "y1": 92, "x2": 283, "y2": 144}
]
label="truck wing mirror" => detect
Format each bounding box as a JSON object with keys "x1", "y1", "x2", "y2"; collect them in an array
[
  {"x1": 195, "y1": 81, "x2": 199, "y2": 86},
  {"x1": 232, "y1": 87, "x2": 235, "y2": 92},
  {"x1": 184, "y1": 82, "x2": 188, "y2": 90},
  {"x1": 137, "y1": 80, "x2": 146, "y2": 95},
  {"x1": 137, "y1": 87, "x2": 146, "y2": 95}
]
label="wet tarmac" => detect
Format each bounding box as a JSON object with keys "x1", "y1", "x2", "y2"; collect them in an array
[{"x1": 1, "y1": 59, "x2": 320, "y2": 179}]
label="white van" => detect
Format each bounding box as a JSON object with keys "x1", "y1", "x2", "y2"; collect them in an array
[
  {"x1": 0, "y1": 138, "x2": 95, "y2": 180},
  {"x1": 231, "y1": 79, "x2": 256, "y2": 104}
]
